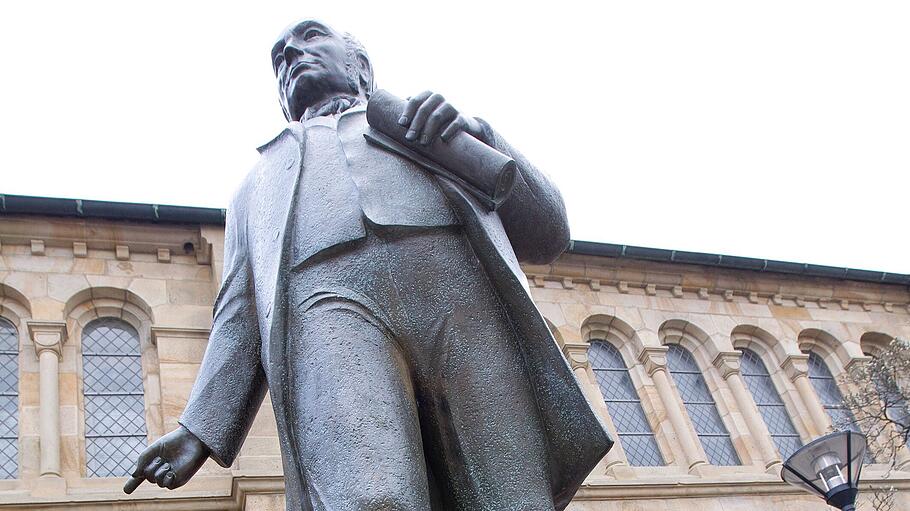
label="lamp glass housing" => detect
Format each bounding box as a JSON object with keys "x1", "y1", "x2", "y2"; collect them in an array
[{"x1": 781, "y1": 430, "x2": 866, "y2": 507}]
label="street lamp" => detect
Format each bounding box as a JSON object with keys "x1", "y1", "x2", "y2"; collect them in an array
[{"x1": 781, "y1": 430, "x2": 867, "y2": 511}]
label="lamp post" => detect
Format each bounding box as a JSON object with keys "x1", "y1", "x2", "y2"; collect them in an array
[{"x1": 781, "y1": 430, "x2": 867, "y2": 511}]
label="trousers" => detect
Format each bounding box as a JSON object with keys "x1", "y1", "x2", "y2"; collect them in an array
[{"x1": 285, "y1": 222, "x2": 555, "y2": 511}]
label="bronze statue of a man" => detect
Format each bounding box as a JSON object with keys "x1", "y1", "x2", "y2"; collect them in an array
[{"x1": 127, "y1": 19, "x2": 611, "y2": 510}]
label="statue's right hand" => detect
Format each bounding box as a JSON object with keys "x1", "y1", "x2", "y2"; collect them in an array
[{"x1": 123, "y1": 425, "x2": 210, "y2": 494}]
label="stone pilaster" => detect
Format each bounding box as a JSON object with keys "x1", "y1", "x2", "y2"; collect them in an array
[
  {"x1": 713, "y1": 351, "x2": 781, "y2": 472},
  {"x1": 782, "y1": 354, "x2": 830, "y2": 437},
  {"x1": 26, "y1": 321, "x2": 67, "y2": 496},
  {"x1": 562, "y1": 342, "x2": 632, "y2": 477},
  {"x1": 639, "y1": 346, "x2": 707, "y2": 473}
]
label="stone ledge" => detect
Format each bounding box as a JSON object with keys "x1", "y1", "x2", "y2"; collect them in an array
[
  {"x1": 574, "y1": 473, "x2": 910, "y2": 500},
  {"x1": 0, "y1": 475, "x2": 279, "y2": 510},
  {"x1": 2, "y1": 473, "x2": 906, "y2": 508}
]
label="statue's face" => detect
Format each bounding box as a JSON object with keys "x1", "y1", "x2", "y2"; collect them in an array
[{"x1": 272, "y1": 20, "x2": 353, "y2": 121}]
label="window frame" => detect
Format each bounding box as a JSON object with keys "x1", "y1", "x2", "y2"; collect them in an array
[
  {"x1": 737, "y1": 347, "x2": 803, "y2": 459},
  {"x1": 665, "y1": 343, "x2": 741, "y2": 466},
  {"x1": 588, "y1": 339, "x2": 666, "y2": 467},
  {"x1": 0, "y1": 317, "x2": 19, "y2": 480},
  {"x1": 79, "y1": 317, "x2": 148, "y2": 478}
]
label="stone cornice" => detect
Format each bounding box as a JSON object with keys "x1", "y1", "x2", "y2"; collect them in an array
[
  {"x1": 26, "y1": 321, "x2": 67, "y2": 359},
  {"x1": 0, "y1": 215, "x2": 210, "y2": 264},
  {"x1": 524, "y1": 267, "x2": 910, "y2": 317}
]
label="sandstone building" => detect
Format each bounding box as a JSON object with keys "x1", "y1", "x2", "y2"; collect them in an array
[{"x1": 0, "y1": 194, "x2": 907, "y2": 510}]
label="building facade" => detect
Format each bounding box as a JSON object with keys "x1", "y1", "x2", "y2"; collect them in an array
[{"x1": 0, "y1": 195, "x2": 907, "y2": 510}]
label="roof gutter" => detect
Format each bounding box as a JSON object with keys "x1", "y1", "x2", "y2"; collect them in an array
[
  {"x1": 1, "y1": 194, "x2": 906, "y2": 286},
  {"x1": 567, "y1": 240, "x2": 910, "y2": 286}
]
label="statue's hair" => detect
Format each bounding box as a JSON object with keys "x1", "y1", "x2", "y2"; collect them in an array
[{"x1": 340, "y1": 31, "x2": 375, "y2": 97}]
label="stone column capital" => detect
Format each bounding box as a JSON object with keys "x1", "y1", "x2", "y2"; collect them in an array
[
  {"x1": 27, "y1": 321, "x2": 67, "y2": 359},
  {"x1": 638, "y1": 346, "x2": 669, "y2": 376},
  {"x1": 844, "y1": 355, "x2": 873, "y2": 374},
  {"x1": 712, "y1": 351, "x2": 743, "y2": 379},
  {"x1": 781, "y1": 354, "x2": 810, "y2": 381},
  {"x1": 562, "y1": 343, "x2": 590, "y2": 370}
]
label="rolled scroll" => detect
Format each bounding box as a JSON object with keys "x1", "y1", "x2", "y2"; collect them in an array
[{"x1": 365, "y1": 89, "x2": 517, "y2": 211}]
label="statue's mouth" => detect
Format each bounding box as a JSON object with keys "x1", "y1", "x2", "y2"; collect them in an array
[{"x1": 289, "y1": 60, "x2": 320, "y2": 79}]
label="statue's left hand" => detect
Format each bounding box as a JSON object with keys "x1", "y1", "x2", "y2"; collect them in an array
[{"x1": 398, "y1": 90, "x2": 487, "y2": 146}]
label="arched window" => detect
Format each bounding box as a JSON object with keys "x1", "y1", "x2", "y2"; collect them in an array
[
  {"x1": 738, "y1": 348, "x2": 802, "y2": 459},
  {"x1": 666, "y1": 344, "x2": 740, "y2": 465},
  {"x1": 82, "y1": 318, "x2": 147, "y2": 477},
  {"x1": 806, "y1": 350, "x2": 878, "y2": 465},
  {"x1": 0, "y1": 318, "x2": 18, "y2": 479},
  {"x1": 807, "y1": 351, "x2": 859, "y2": 432},
  {"x1": 588, "y1": 341, "x2": 664, "y2": 466}
]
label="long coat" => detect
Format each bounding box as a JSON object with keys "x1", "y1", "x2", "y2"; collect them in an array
[{"x1": 180, "y1": 108, "x2": 613, "y2": 510}]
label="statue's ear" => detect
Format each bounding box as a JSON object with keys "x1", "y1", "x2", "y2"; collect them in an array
[{"x1": 356, "y1": 52, "x2": 373, "y2": 95}]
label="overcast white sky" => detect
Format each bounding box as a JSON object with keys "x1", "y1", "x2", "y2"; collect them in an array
[{"x1": 1, "y1": 1, "x2": 907, "y2": 273}]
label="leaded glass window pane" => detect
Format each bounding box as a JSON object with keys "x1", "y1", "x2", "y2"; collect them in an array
[
  {"x1": 588, "y1": 341, "x2": 664, "y2": 466},
  {"x1": 738, "y1": 348, "x2": 802, "y2": 459},
  {"x1": 806, "y1": 351, "x2": 873, "y2": 463},
  {"x1": 807, "y1": 352, "x2": 857, "y2": 430},
  {"x1": 666, "y1": 344, "x2": 741, "y2": 466},
  {"x1": 0, "y1": 318, "x2": 18, "y2": 479},
  {"x1": 82, "y1": 319, "x2": 146, "y2": 477}
]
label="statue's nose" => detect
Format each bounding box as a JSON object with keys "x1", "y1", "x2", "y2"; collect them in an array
[{"x1": 283, "y1": 43, "x2": 305, "y2": 64}]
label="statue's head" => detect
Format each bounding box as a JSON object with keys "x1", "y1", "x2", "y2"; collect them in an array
[{"x1": 271, "y1": 19, "x2": 375, "y2": 121}]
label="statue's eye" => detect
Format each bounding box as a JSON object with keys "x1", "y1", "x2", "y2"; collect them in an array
[
  {"x1": 273, "y1": 55, "x2": 285, "y2": 72},
  {"x1": 303, "y1": 28, "x2": 325, "y2": 41}
]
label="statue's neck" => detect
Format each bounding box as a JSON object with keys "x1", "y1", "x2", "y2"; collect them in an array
[{"x1": 302, "y1": 94, "x2": 364, "y2": 120}]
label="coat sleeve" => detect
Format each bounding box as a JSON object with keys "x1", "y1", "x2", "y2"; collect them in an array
[
  {"x1": 475, "y1": 118, "x2": 571, "y2": 265},
  {"x1": 179, "y1": 193, "x2": 267, "y2": 467}
]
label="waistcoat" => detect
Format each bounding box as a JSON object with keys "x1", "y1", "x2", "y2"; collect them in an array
[{"x1": 291, "y1": 108, "x2": 460, "y2": 266}]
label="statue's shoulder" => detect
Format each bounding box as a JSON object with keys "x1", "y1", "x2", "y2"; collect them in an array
[
  {"x1": 227, "y1": 122, "x2": 304, "y2": 219},
  {"x1": 256, "y1": 122, "x2": 305, "y2": 155}
]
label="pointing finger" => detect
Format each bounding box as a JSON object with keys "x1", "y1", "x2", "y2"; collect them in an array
[{"x1": 123, "y1": 476, "x2": 143, "y2": 494}]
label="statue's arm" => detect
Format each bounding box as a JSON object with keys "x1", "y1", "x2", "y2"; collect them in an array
[
  {"x1": 395, "y1": 91, "x2": 569, "y2": 264},
  {"x1": 476, "y1": 119, "x2": 571, "y2": 264},
  {"x1": 178, "y1": 195, "x2": 267, "y2": 468}
]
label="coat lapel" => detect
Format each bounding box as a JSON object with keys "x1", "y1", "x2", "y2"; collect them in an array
[{"x1": 253, "y1": 122, "x2": 313, "y2": 510}]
